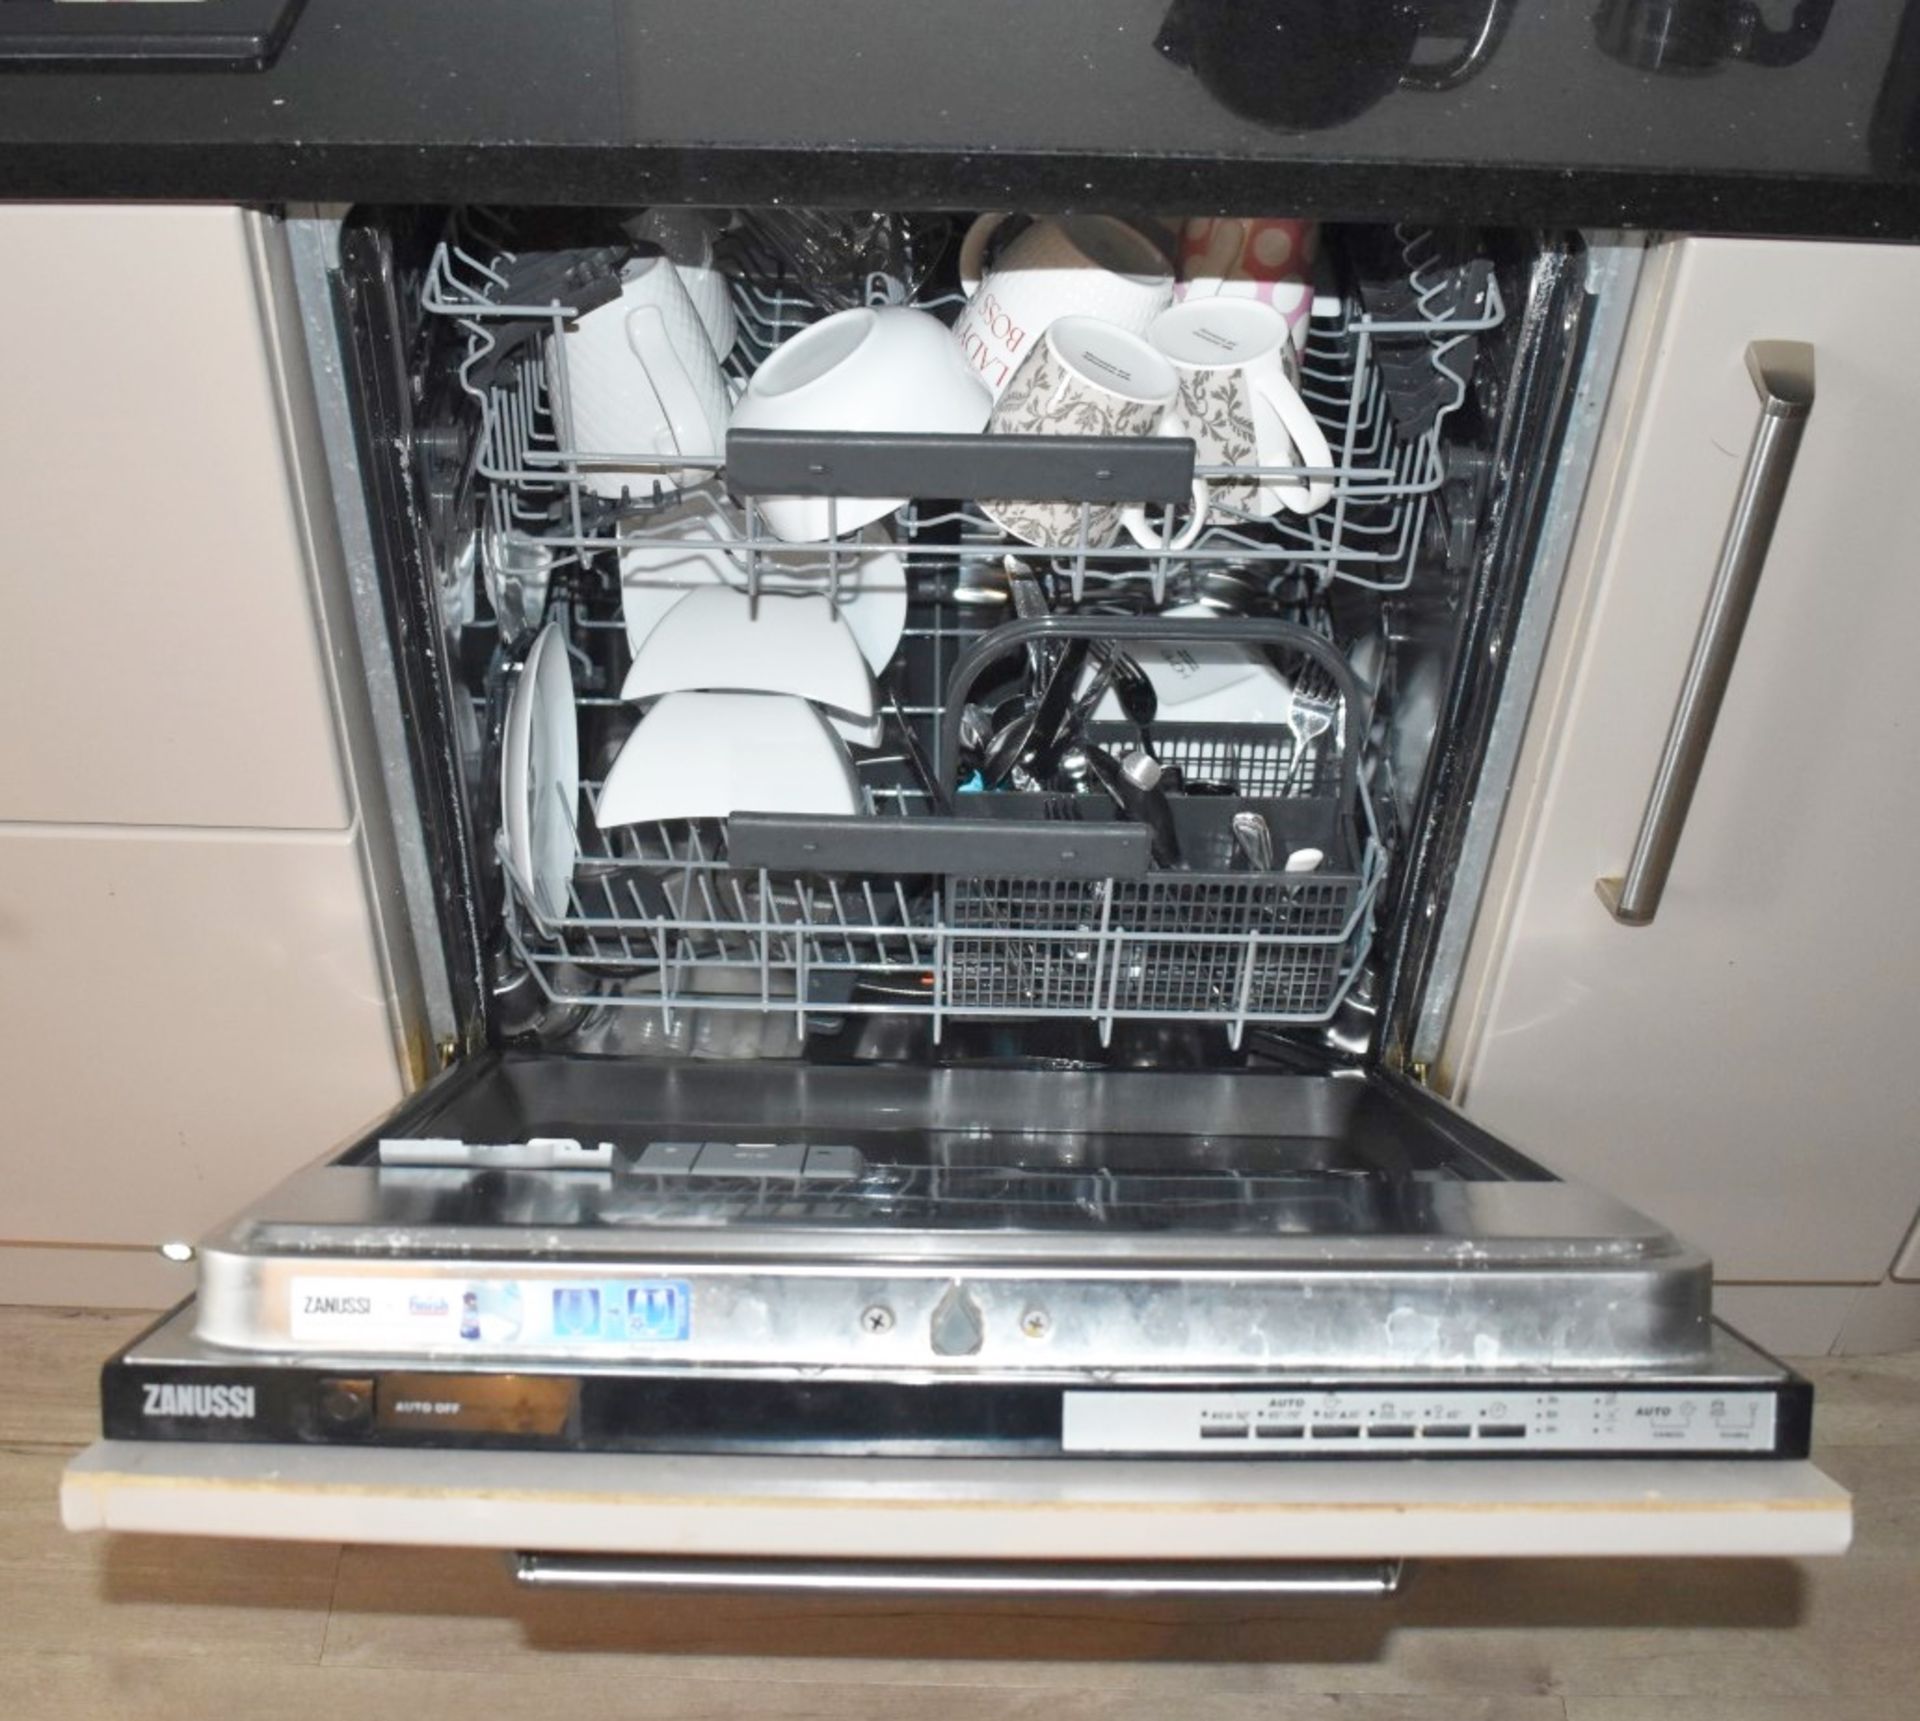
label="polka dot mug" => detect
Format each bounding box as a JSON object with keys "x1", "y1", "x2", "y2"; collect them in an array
[{"x1": 1175, "y1": 217, "x2": 1318, "y2": 372}]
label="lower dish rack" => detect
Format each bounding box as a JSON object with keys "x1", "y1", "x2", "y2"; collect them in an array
[{"x1": 499, "y1": 609, "x2": 1384, "y2": 1044}]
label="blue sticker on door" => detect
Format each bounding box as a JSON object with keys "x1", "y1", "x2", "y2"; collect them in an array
[
  {"x1": 544, "y1": 1279, "x2": 691, "y2": 1343},
  {"x1": 625, "y1": 1281, "x2": 691, "y2": 1341}
]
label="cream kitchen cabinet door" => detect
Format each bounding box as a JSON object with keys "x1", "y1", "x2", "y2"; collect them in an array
[
  {"x1": 1447, "y1": 238, "x2": 1920, "y2": 1293},
  {"x1": 0, "y1": 206, "x2": 418, "y2": 1305},
  {"x1": 0, "y1": 204, "x2": 352, "y2": 830},
  {"x1": 0, "y1": 824, "x2": 404, "y2": 1270}
]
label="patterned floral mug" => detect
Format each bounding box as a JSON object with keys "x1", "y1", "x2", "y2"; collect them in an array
[
  {"x1": 981, "y1": 316, "x2": 1211, "y2": 552},
  {"x1": 1148, "y1": 298, "x2": 1333, "y2": 518}
]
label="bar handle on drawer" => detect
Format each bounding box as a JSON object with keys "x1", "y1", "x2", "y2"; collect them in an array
[
  {"x1": 511, "y1": 1553, "x2": 1406, "y2": 1598},
  {"x1": 1596, "y1": 340, "x2": 1815, "y2": 926}
]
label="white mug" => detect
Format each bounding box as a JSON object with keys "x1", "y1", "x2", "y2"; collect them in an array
[
  {"x1": 982, "y1": 316, "x2": 1211, "y2": 552},
  {"x1": 1149, "y1": 298, "x2": 1333, "y2": 517},
  {"x1": 624, "y1": 208, "x2": 737, "y2": 361},
  {"x1": 952, "y1": 214, "x2": 1175, "y2": 400},
  {"x1": 730, "y1": 306, "x2": 991, "y2": 542},
  {"x1": 549, "y1": 250, "x2": 731, "y2": 500}
]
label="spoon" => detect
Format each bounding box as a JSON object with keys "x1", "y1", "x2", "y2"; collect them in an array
[
  {"x1": 1231, "y1": 810, "x2": 1275, "y2": 873},
  {"x1": 980, "y1": 639, "x2": 1093, "y2": 787}
]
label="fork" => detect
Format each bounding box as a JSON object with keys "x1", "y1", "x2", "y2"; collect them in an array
[{"x1": 1282, "y1": 671, "x2": 1338, "y2": 794}]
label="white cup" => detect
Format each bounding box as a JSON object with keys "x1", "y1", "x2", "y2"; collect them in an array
[
  {"x1": 549, "y1": 250, "x2": 731, "y2": 501},
  {"x1": 1149, "y1": 298, "x2": 1333, "y2": 517},
  {"x1": 730, "y1": 306, "x2": 992, "y2": 542},
  {"x1": 982, "y1": 315, "x2": 1211, "y2": 553},
  {"x1": 624, "y1": 208, "x2": 737, "y2": 361},
  {"x1": 952, "y1": 214, "x2": 1175, "y2": 400}
]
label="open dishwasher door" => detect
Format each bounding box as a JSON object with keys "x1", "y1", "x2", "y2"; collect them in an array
[{"x1": 62, "y1": 1050, "x2": 1850, "y2": 1563}]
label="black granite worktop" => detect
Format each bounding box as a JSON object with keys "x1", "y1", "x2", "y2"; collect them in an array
[{"x1": 3, "y1": 0, "x2": 1918, "y2": 237}]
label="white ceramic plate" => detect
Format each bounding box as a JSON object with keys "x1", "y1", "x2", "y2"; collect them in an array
[
  {"x1": 500, "y1": 621, "x2": 580, "y2": 919},
  {"x1": 595, "y1": 692, "x2": 862, "y2": 829},
  {"x1": 621, "y1": 586, "x2": 876, "y2": 717}
]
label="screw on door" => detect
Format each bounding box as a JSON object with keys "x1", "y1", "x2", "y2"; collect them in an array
[{"x1": 861, "y1": 1305, "x2": 896, "y2": 1334}]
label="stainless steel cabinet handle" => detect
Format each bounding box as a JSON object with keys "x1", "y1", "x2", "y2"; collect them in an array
[
  {"x1": 511, "y1": 1552, "x2": 1406, "y2": 1598},
  {"x1": 1596, "y1": 340, "x2": 1815, "y2": 926}
]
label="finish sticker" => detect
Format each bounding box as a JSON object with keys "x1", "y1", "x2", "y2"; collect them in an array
[{"x1": 289, "y1": 1277, "x2": 691, "y2": 1347}]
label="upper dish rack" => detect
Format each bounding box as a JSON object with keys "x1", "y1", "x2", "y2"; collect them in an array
[{"x1": 422, "y1": 213, "x2": 1504, "y2": 600}]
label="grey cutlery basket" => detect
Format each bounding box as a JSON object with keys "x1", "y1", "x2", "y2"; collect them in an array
[{"x1": 936, "y1": 615, "x2": 1376, "y2": 1024}]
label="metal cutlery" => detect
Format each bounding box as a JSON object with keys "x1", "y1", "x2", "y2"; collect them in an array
[
  {"x1": 1078, "y1": 745, "x2": 1181, "y2": 868},
  {"x1": 1231, "y1": 810, "x2": 1275, "y2": 872},
  {"x1": 1282, "y1": 675, "x2": 1339, "y2": 793}
]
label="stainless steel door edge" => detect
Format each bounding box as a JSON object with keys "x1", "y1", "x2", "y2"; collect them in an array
[
  {"x1": 1412, "y1": 234, "x2": 1648, "y2": 1068},
  {"x1": 191, "y1": 1224, "x2": 1710, "y2": 1370},
  {"x1": 282, "y1": 212, "x2": 457, "y2": 1072},
  {"x1": 206, "y1": 1160, "x2": 1693, "y2": 1263}
]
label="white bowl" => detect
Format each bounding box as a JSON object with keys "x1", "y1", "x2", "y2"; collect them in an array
[
  {"x1": 731, "y1": 307, "x2": 992, "y2": 542},
  {"x1": 595, "y1": 692, "x2": 862, "y2": 828},
  {"x1": 1089, "y1": 602, "x2": 1295, "y2": 725},
  {"x1": 827, "y1": 709, "x2": 888, "y2": 749},
  {"x1": 499, "y1": 621, "x2": 579, "y2": 919},
  {"x1": 759, "y1": 527, "x2": 909, "y2": 675},
  {"x1": 619, "y1": 496, "x2": 754, "y2": 655},
  {"x1": 620, "y1": 585, "x2": 876, "y2": 717},
  {"x1": 622, "y1": 503, "x2": 908, "y2": 676}
]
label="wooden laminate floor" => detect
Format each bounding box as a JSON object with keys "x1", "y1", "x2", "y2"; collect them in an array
[{"x1": 5, "y1": 1306, "x2": 1918, "y2": 1720}]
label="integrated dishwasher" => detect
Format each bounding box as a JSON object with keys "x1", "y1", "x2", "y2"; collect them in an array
[{"x1": 63, "y1": 204, "x2": 1844, "y2": 1578}]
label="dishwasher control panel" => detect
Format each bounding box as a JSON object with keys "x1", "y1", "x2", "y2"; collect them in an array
[{"x1": 1061, "y1": 1388, "x2": 1780, "y2": 1454}]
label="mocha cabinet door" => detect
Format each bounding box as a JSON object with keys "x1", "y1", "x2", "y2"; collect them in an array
[{"x1": 1448, "y1": 237, "x2": 1920, "y2": 1292}]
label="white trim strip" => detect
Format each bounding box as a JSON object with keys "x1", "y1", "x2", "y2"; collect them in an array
[{"x1": 62, "y1": 1441, "x2": 1850, "y2": 1561}]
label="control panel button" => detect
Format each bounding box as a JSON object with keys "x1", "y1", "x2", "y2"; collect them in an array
[{"x1": 315, "y1": 1377, "x2": 374, "y2": 1432}]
